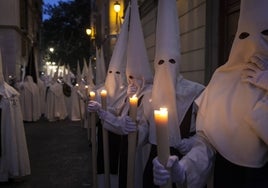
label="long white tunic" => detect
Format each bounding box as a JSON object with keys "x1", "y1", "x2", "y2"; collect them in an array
[
  {"x1": 45, "y1": 82, "x2": 68, "y2": 122},
  {"x1": 0, "y1": 83, "x2": 31, "y2": 181}
]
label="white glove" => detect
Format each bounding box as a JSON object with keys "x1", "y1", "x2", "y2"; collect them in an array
[
  {"x1": 176, "y1": 138, "x2": 195, "y2": 155},
  {"x1": 123, "y1": 116, "x2": 137, "y2": 134},
  {"x1": 153, "y1": 156, "x2": 186, "y2": 186},
  {"x1": 127, "y1": 84, "x2": 137, "y2": 97},
  {"x1": 88, "y1": 100, "x2": 102, "y2": 113},
  {"x1": 241, "y1": 56, "x2": 268, "y2": 91},
  {"x1": 101, "y1": 112, "x2": 137, "y2": 135},
  {"x1": 153, "y1": 157, "x2": 170, "y2": 186},
  {"x1": 167, "y1": 155, "x2": 186, "y2": 184}
]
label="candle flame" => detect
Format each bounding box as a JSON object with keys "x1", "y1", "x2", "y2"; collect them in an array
[{"x1": 160, "y1": 107, "x2": 168, "y2": 112}]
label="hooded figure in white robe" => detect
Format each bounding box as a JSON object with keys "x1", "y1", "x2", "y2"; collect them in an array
[
  {"x1": 37, "y1": 76, "x2": 46, "y2": 116},
  {"x1": 45, "y1": 69, "x2": 68, "y2": 122},
  {"x1": 69, "y1": 62, "x2": 85, "y2": 122},
  {"x1": 88, "y1": 2, "x2": 154, "y2": 187},
  {"x1": 148, "y1": 0, "x2": 205, "y2": 187},
  {"x1": 153, "y1": 0, "x2": 268, "y2": 187},
  {"x1": 88, "y1": 5, "x2": 130, "y2": 188},
  {"x1": 19, "y1": 75, "x2": 41, "y2": 122},
  {"x1": 0, "y1": 49, "x2": 31, "y2": 181}
]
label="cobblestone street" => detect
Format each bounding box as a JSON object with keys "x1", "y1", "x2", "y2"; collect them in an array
[{"x1": 0, "y1": 117, "x2": 92, "y2": 188}]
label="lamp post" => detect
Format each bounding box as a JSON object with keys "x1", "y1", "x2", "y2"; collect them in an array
[
  {"x1": 114, "y1": 1, "x2": 121, "y2": 31},
  {"x1": 86, "y1": 27, "x2": 96, "y2": 66}
]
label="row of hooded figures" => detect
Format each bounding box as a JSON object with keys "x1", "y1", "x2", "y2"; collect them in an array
[
  {"x1": 87, "y1": 0, "x2": 268, "y2": 187},
  {"x1": 1, "y1": 0, "x2": 268, "y2": 187}
]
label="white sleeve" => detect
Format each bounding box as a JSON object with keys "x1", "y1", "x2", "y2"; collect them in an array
[
  {"x1": 101, "y1": 110, "x2": 126, "y2": 135},
  {"x1": 179, "y1": 131, "x2": 216, "y2": 188}
]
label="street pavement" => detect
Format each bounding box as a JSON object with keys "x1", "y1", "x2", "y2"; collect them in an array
[{"x1": 0, "y1": 117, "x2": 92, "y2": 188}]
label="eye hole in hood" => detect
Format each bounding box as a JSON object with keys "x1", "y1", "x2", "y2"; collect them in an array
[
  {"x1": 158, "y1": 59, "x2": 164, "y2": 65},
  {"x1": 261, "y1": 29, "x2": 268, "y2": 36},
  {"x1": 239, "y1": 32, "x2": 250, "y2": 39}
]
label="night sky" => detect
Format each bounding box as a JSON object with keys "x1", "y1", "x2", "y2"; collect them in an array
[{"x1": 43, "y1": 0, "x2": 72, "y2": 20}]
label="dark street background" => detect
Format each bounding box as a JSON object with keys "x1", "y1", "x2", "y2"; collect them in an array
[{"x1": 0, "y1": 117, "x2": 92, "y2": 188}]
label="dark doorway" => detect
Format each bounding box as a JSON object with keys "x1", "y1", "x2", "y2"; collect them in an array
[{"x1": 218, "y1": 0, "x2": 241, "y2": 66}]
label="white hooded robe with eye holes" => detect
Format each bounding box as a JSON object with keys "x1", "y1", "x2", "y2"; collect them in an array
[
  {"x1": 178, "y1": 0, "x2": 268, "y2": 187},
  {"x1": 94, "y1": 5, "x2": 130, "y2": 188},
  {"x1": 195, "y1": 0, "x2": 268, "y2": 167},
  {"x1": 125, "y1": 0, "x2": 153, "y2": 187},
  {"x1": 0, "y1": 49, "x2": 31, "y2": 181},
  {"x1": 145, "y1": 0, "x2": 205, "y2": 187},
  {"x1": 149, "y1": 0, "x2": 204, "y2": 147}
]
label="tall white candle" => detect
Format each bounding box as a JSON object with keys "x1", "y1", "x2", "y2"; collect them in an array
[
  {"x1": 100, "y1": 89, "x2": 110, "y2": 188},
  {"x1": 127, "y1": 94, "x2": 138, "y2": 188},
  {"x1": 100, "y1": 89, "x2": 107, "y2": 110},
  {"x1": 85, "y1": 85, "x2": 89, "y2": 97},
  {"x1": 89, "y1": 91, "x2": 96, "y2": 101},
  {"x1": 154, "y1": 107, "x2": 171, "y2": 188}
]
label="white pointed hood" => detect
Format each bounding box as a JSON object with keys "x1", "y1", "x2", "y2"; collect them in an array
[
  {"x1": 88, "y1": 59, "x2": 95, "y2": 87},
  {"x1": 104, "y1": 5, "x2": 130, "y2": 107},
  {"x1": 82, "y1": 58, "x2": 89, "y2": 84},
  {"x1": 76, "y1": 61, "x2": 82, "y2": 84},
  {"x1": 223, "y1": 0, "x2": 268, "y2": 70},
  {"x1": 95, "y1": 46, "x2": 106, "y2": 86},
  {"x1": 196, "y1": 0, "x2": 268, "y2": 167},
  {"x1": 0, "y1": 49, "x2": 19, "y2": 97},
  {"x1": 126, "y1": 0, "x2": 153, "y2": 93},
  {"x1": 151, "y1": 0, "x2": 181, "y2": 145}
]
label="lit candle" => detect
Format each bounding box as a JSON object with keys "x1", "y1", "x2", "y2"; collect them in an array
[
  {"x1": 100, "y1": 89, "x2": 107, "y2": 110},
  {"x1": 85, "y1": 85, "x2": 89, "y2": 96},
  {"x1": 89, "y1": 91, "x2": 96, "y2": 101},
  {"x1": 127, "y1": 95, "x2": 138, "y2": 188},
  {"x1": 100, "y1": 89, "x2": 110, "y2": 187},
  {"x1": 129, "y1": 94, "x2": 138, "y2": 120},
  {"x1": 154, "y1": 107, "x2": 171, "y2": 188},
  {"x1": 90, "y1": 110, "x2": 97, "y2": 188}
]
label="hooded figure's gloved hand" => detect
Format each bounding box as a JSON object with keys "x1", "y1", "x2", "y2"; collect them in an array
[
  {"x1": 153, "y1": 157, "x2": 170, "y2": 186},
  {"x1": 88, "y1": 100, "x2": 102, "y2": 112},
  {"x1": 175, "y1": 138, "x2": 195, "y2": 155},
  {"x1": 123, "y1": 116, "x2": 137, "y2": 134},
  {"x1": 127, "y1": 84, "x2": 138, "y2": 97},
  {"x1": 153, "y1": 156, "x2": 186, "y2": 186},
  {"x1": 241, "y1": 56, "x2": 268, "y2": 91},
  {"x1": 101, "y1": 113, "x2": 137, "y2": 135}
]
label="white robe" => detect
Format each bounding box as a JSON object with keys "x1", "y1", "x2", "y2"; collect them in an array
[
  {"x1": 37, "y1": 78, "x2": 46, "y2": 115},
  {"x1": 45, "y1": 82, "x2": 68, "y2": 122},
  {"x1": 0, "y1": 82, "x2": 31, "y2": 181},
  {"x1": 100, "y1": 84, "x2": 153, "y2": 188},
  {"x1": 19, "y1": 76, "x2": 41, "y2": 122},
  {"x1": 69, "y1": 84, "x2": 85, "y2": 122}
]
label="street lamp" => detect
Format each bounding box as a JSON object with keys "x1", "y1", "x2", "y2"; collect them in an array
[
  {"x1": 114, "y1": 1, "x2": 121, "y2": 32},
  {"x1": 114, "y1": 1, "x2": 121, "y2": 13},
  {"x1": 86, "y1": 27, "x2": 95, "y2": 39},
  {"x1": 86, "y1": 28, "x2": 92, "y2": 36},
  {"x1": 49, "y1": 47, "x2": 54, "y2": 53}
]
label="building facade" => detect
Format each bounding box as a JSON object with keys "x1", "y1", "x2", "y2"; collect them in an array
[{"x1": 0, "y1": 0, "x2": 42, "y2": 81}]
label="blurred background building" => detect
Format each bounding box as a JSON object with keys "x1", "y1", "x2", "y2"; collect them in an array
[{"x1": 0, "y1": 0, "x2": 42, "y2": 82}]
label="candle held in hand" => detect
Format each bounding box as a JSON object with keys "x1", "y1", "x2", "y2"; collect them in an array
[
  {"x1": 154, "y1": 108, "x2": 170, "y2": 165},
  {"x1": 100, "y1": 89, "x2": 107, "y2": 110},
  {"x1": 85, "y1": 85, "x2": 89, "y2": 96},
  {"x1": 89, "y1": 91, "x2": 96, "y2": 101},
  {"x1": 129, "y1": 95, "x2": 138, "y2": 120}
]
